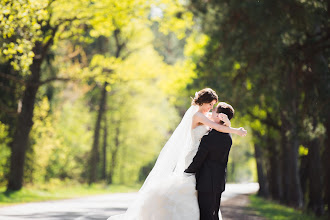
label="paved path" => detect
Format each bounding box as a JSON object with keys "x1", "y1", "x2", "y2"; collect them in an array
[
  {"x1": 221, "y1": 194, "x2": 266, "y2": 220},
  {"x1": 0, "y1": 183, "x2": 259, "y2": 220}
]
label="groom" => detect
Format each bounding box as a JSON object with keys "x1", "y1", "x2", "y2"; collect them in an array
[{"x1": 185, "y1": 102, "x2": 236, "y2": 220}]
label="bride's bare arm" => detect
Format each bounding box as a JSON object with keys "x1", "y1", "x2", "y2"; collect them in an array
[{"x1": 194, "y1": 112, "x2": 247, "y2": 136}]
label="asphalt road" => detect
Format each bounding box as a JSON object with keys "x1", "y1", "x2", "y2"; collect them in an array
[{"x1": 0, "y1": 183, "x2": 259, "y2": 220}]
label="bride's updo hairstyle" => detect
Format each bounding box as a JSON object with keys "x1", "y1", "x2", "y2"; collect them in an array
[{"x1": 191, "y1": 88, "x2": 218, "y2": 106}]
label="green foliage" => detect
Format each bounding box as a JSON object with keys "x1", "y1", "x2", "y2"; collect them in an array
[
  {"x1": 46, "y1": 100, "x2": 93, "y2": 181},
  {"x1": 184, "y1": 31, "x2": 209, "y2": 63},
  {"x1": 155, "y1": 0, "x2": 194, "y2": 39},
  {"x1": 249, "y1": 195, "x2": 328, "y2": 220},
  {"x1": 299, "y1": 145, "x2": 309, "y2": 157},
  {"x1": 106, "y1": 81, "x2": 180, "y2": 184},
  {"x1": 0, "y1": 0, "x2": 47, "y2": 74},
  {"x1": 28, "y1": 87, "x2": 93, "y2": 183},
  {"x1": 89, "y1": 0, "x2": 150, "y2": 38}
]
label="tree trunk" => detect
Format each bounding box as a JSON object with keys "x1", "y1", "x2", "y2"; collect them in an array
[
  {"x1": 287, "y1": 127, "x2": 303, "y2": 208},
  {"x1": 280, "y1": 143, "x2": 289, "y2": 204},
  {"x1": 299, "y1": 154, "x2": 308, "y2": 203},
  {"x1": 254, "y1": 141, "x2": 269, "y2": 198},
  {"x1": 280, "y1": 128, "x2": 303, "y2": 208},
  {"x1": 280, "y1": 113, "x2": 291, "y2": 205},
  {"x1": 90, "y1": 28, "x2": 123, "y2": 184},
  {"x1": 267, "y1": 139, "x2": 282, "y2": 201},
  {"x1": 7, "y1": 42, "x2": 43, "y2": 191},
  {"x1": 281, "y1": 70, "x2": 303, "y2": 208},
  {"x1": 309, "y1": 33, "x2": 328, "y2": 216},
  {"x1": 307, "y1": 138, "x2": 323, "y2": 216},
  {"x1": 89, "y1": 82, "x2": 108, "y2": 184},
  {"x1": 108, "y1": 123, "x2": 120, "y2": 184},
  {"x1": 324, "y1": 115, "x2": 330, "y2": 215},
  {"x1": 101, "y1": 114, "x2": 108, "y2": 180}
]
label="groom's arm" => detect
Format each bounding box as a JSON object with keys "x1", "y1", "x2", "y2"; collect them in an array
[{"x1": 184, "y1": 144, "x2": 209, "y2": 173}]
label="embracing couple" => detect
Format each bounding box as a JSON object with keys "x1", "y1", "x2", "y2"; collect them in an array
[{"x1": 108, "y1": 88, "x2": 247, "y2": 220}]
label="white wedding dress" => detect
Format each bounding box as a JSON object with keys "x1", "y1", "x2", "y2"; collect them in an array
[{"x1": 108, "y1": 106, "x2": 222, "y2": 220}]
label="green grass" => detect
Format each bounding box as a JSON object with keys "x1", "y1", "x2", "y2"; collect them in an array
[
  {"x1": 0, "y1": 182, "x2": 140, "y2": 207},
  {"x1": 249, "y1": 195, "x2": 328, "y2": 220}
]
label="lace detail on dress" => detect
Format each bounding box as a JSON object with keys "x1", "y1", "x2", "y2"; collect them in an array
[
  {"x1": 184, "y1": 125, "x2": 210, "y2": 169},
  {"x1": 191, "y1": 125, "x2": 210, "y2": 143}
]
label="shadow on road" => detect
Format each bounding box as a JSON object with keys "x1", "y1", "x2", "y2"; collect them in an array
[{"x1": 0, "y1": 207, "x2": 128, "y2": 220}]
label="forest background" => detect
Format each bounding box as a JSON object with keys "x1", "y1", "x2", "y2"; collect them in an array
[{"x1": 0, "y1": 0, "x2": 329, "y2": 217}]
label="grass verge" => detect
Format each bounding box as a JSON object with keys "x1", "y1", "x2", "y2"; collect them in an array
[
  {"x1": 0, "y1": 182, "x2": 140, "y2": 207},
  {"x1": 248, "y1": 194, "x2": 328, "y2": 220}
]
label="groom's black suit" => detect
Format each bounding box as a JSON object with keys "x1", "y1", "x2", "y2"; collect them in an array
[{"x1": 184, "y1": 129, "x2": 232, "y2": 220}]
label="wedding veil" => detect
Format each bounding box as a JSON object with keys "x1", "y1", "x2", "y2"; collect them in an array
[
  {"x1": 140, "y1": 104, "x2": 198, "y2": 191},
  {"x1": 109, "y1": 105, "x2": 199, "y2": 219}
]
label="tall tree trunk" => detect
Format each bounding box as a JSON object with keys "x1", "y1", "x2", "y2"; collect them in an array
[
  {"x1": 7, "y1": 42, "x2": 44, "y2": 191},
  {"x1": 282, "y1": 69, "x2": 303, "y2": 208},
  {"x1": 119, "y1": 133, "x2": 127, "y2": 184},
  {"x1": 90, "y1": 28, "x2": 123, "y2": 184},
  {"x1": 108, "y1": 122, "x2": 120, "y2": 184},
  {"x1": 254, "y1": 141, "x2": 269, "y2": 198},
  {"x1": 287, "y1": 124, "x2": 303, "y2": 208},
  {"x1": 274, "y1": 150, "x2": 283, "y2": 200},
  {"x1": 280, "y1": 113, "x2": 291, "y2": 204},
  {"x1": 309, "y1": 33, "x2": 328, "y2": 216},
  {"x1": 307, "y1": 138, "x2": 323, "y2": 216},
  {"x1": 299, "y1": 154, "x2": 308, "y2": 203},
  {"x1": 101, "y1": 114, "x2": 108, "y2": 180},
  {"x1": 267, "y1": 139, "x2": 282, "y2": 201},
  {"x1": 89, "y1": 82, "x2": 108, "y2": 184},
  {"x1": 324, "y1": 115, "x2": 330, "y2": 215},
  {"x1": 281, "y1": 131, "x2": 304, "y2": 208},
  {"x1": 281, "y1": 148, "x2": 290, "y2": 204}
]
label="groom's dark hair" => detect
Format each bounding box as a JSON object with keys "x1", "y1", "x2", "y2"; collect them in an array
[{"x1": 216, "y1": 102, "x2": 234, "y2": 122}]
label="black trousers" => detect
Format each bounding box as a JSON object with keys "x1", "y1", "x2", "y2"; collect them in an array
[{"x1": 198, "y1": 191, "x2": 222, "y2": 220}]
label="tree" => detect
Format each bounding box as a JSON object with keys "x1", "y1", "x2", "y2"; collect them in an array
[{"x1": 1, "y1": 0, "x2": 92, "y2": 190}]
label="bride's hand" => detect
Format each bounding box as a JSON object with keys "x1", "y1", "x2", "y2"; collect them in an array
[
  {"x1": 224, "y1": 121, "x2": 231, "y2": 127},
  {"x1": 219, "y1": 113, "x2": 231, "y2": 127},
  {"x1": 236, "y1": 127, "x2": 247, "y2": 136}
]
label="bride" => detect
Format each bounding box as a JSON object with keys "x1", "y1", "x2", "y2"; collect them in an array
[{"x1": 108, "y1": 88, "x2": 247, "y2": 220}]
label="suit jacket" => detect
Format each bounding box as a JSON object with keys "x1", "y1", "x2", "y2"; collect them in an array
[{"x1": 184, "y1": 129, "x2": 232, "y2": 193}]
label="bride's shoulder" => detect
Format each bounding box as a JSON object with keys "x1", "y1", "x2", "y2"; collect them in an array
[
  {"x1": 193, "y1": 112, "x2": 208, "y2": 122},
  {"x1": 193, "y1": 111, "x2": 204, "y2": 118}
]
